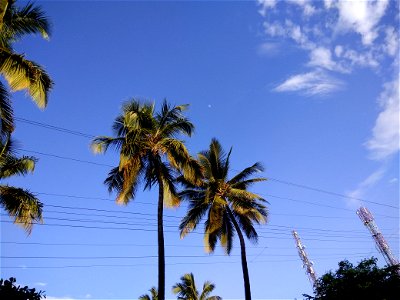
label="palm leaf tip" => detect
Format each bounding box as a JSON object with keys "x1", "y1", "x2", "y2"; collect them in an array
[{"x1": 90, "y1": 141, "x2": 103, "y2": 154}]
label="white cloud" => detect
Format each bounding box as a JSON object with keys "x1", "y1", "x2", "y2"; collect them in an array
[
  {"x1": 365, "y1": 79, "x2": 400, "y2": 160},
  {"x1": 47, "y1": 297, "x2": 77, "y2": 300},
  {"x1": 308, "y1": 47, "x2": 348, "y2": 73},
  {"x1": 346, "y1": 168, "x2": 386, "y2": 207},
  {"x1": 288, "y1": 0, "x2": 317, "y2": 17},
  {"x1": 383, "y1": 26, "x2": 399, "y2": 56},
  {"x1": 34, "y1": 282, "x2": 47, "y2": 287},
  {"x1": 324, "y1": 0, "x2": 334, "y2": 9},
  {"x1": 274, "y1": 70, "x2": 344, "y2": 96},
  {"x1": 341, "y1": 48, "x2": 379, "y2": 68},
  {"x1": 258, "y1": 42, "x2": 280, "y2": 56},
  {"x1": 389, "y1": 178, "x2": 398, "y2": 184},
  {"x1": 336, "y1": 0, "x2": 389, "y2": 45},
  {"x1": 258, "y1": 0, "x2": 277, "y2": 17}
]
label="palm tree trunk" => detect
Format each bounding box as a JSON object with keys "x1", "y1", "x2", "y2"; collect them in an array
[
  {"x1": 157, "y1": 177, "x2": 165, "y2": 300},
  {"x1": 227, "y1": 207, "x2": 252, "y2": 300}
]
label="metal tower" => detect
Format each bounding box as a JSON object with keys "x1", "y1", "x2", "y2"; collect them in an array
[
  {"x1": 293, "y1": 230, "x2": 318, "y2": 287},
  {"x1": 357, "y1": 206, "x2": 399, "y2": 272}
]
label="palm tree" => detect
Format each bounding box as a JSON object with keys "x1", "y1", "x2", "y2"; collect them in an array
[
  {"x1": 0, "y1": 0, "x2": 53, "y2": 135},
  {"x1": 0, "y1": 136, "x2": 42, "y2": 233},
  {"x1": 139, "y1": 287, "x2": 158, "y2": 300},
  {"x1": 172, "y1": 273, "x2": 221, "y2": 300},
  {"x1": 179, "y1": 138, "x2": 268, "y2": 300},
  {"x1": 92, "y1": 99, "x2": 201, "y2": 300}
]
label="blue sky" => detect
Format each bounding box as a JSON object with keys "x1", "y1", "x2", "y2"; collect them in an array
[{"x1": 1, "y1": 0, "x2": 399, "y2": 299}]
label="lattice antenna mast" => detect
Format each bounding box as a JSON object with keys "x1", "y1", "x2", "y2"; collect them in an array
[
  {"x1": 293, "y1": 230, "x2": 317, "y2": 287},
  {"x1": 357, "y1": 206, "x2": 399, "y2": 272}
]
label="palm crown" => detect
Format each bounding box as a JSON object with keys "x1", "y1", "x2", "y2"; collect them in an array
[
  {"x1": 172, "y1": 273, "x2": 221, "y2": 300},
  {"x1": 139, "y1": 287, "x2": 158, "y2": 300},
  {"x1": 92, "y1": 99, "x2": 201, "y2": 205},
  {"x1": 179, "y1": 138, "x2": 268, "y2": 253}
]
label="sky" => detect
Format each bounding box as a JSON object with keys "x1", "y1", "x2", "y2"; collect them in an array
[{"x1": 1, "y1": 0, "x2": 399, "y2": 299}]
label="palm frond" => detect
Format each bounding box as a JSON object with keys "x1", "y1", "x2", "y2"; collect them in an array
[
  {"x1": 228, "y1": 162, "x2": 264, "y2": 185},
  {"x1": 172, "y1": 273, "x2": 198, "y2": 299},
  {"x1": 139, "y1": 287, "x2": 158, "y2": 300},
  {"x1": 0, "y1": 49, "x2": 53, "y2": 108},
  {"x1": 161, "y1": 138, "x2": 202, "y2": 185},
  {"x1": 208, "y1": 138, "x2": 224, "y2": 179},
  {"x1": 228, "y1": 188, "x2": 264, "y2": 202},
  {"x1": 0, "y1": 81, "x2": 13, "y2": 136},
  {"x1": 230, "y1": 177, "x2": 267, "y2": 190},
  {"x1": 199, "y1": 281, "x2": 216, "y2": 300},
  {"x1": 9, "y1": 2, "x2": 51, "y2": 40},
  {"x1": 0, "y1": 154, "x2": 36, "y2": 179},
  {"x1": 179, "y1": 199, "x2": 209, "y2": 238},
  {"x1": 233, "y1": 212, "x2": 259, "y2": 243},
  {"x1": 0, "y1": 184, "x2": 42, "y2": 233},
  {"x1": 197, "y1": 153, "x2": 213, "y2": 181},
  {"x1": 159, "y1": 162, "x2": 180, "y2": 208},
  {"x1": 91, "y1": 136, "x2": 124, "y2": 154},
  {"x1": 156, "y1": 100, "x2": 192, "y2": 132},
  {"x1": 159, "y1": 117, "x2": 194, "y2": 138},
  {"x1": 116, "y1": 157, "x2": 142, "y2": 205},
  {"x1": 220, "y1": 210, "x2": 234, "y2": 254}
]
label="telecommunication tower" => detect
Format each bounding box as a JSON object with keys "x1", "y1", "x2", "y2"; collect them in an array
[
  {"x1": 357, "y1": 206, "x2": 399, "y2": 273},
  {"x1": 292, "y1": 230, "x2": 317, "y2": 287}
]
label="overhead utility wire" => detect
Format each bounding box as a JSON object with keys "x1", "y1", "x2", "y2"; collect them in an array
[
  {"x1": 1, "y1": 214, "x2": 376, "y2": 238},
  {"x1": 267, "y1": 177, "x2": 398, "y2": 209},
  {"x1": 15, "y1": 117, "x2": 95, "y2": 139},
  {"x1": 35, "y1": 189, "x2": 397, "y2": 219},
  {"x1": 0, "y1": 220, "x2": 379, "y2": 243},
  {"x1": 2, "y1": 252, "x2": 375, "y2": 260},
  {"x1": 15, "y1": 116, "x2": 399, "y2": 210},
  {"x1": 0, "y1": 241, "x2": 375, "y2": 250}
]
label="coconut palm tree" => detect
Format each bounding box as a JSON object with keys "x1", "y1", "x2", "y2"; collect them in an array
[
  {"x1": 92, "y1": 99, "x2": 201, "y2": 300},
  {"x1": 172, "y1": 273, "x2": 221, "y2": 300},
  {"x1": 0, "y1": 136, "x2": 42, "y2": 233},
  {"x1": 179, "y1": 138, "x2": 268, "y2": 300},
  {"x1": 139, "y1": 287, "x2": 158, "y2": 300},
  {"x1": 0, "y1": 0, "x2": 53, "y2": 135}
]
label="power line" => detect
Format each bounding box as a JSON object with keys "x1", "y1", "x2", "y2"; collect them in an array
[
  {"x1": 2, "y1": 252, "x2": 375, "y2": 260},
  {"x1": 267, "y1": 177, "x2": 399, "y2": 209},
  {"x1": 15, "y1": 117, "x2": 95, "y2": 139},
  {"x1": 16, "y1": 116, "x2": 399, "y2": 210},
  {"x1": 1, "y1": 254, "x2": 373, "y2": 269},
  {"x1": 16, "y1": 148, "x2": 113, "y2": 168},
  {"x1": 20, "y1": 145, "x2": 398, "y2": 212},
  {"x1": 2, "y1": 213, "x2": 379, "y2": 238},
  {"x1": 0, "y1": 241, "x2": 376, "y2": 250}
]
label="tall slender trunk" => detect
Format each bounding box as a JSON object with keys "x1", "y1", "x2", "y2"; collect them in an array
[
  {"x1": 157, "y1": 178, "x2": 165, "y2": 300},
  {"x1": 227, "y1": 207, "x2": 251, "y2": 300}
]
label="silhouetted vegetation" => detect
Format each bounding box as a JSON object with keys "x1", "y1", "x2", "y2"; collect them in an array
[
  {"x1": 0, "y1": 277, "x2": 45, "y2": 300},
  {"x1": 304, "y1": 257, "x2": 400, "y2": 300}
]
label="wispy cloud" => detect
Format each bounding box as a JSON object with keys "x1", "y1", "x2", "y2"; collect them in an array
[
  {"x1": 274, "y1": 70, "x2": 344, "y2": 96},
  {"x1": 346, "y1": 168, "x2": 386, "y2": 207},
  {"x1": 257, "y1": 42, "x2": 280, "y2": 56},
  {"x1": 34, "y1": 282, "x2": 47, "y2": 287},
  {"x1": 47, "y1": 297, "x2": 77, "y2": 300},
  {"x1": 365, "y1": 79, "x2": 400, "y2": 160}
]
